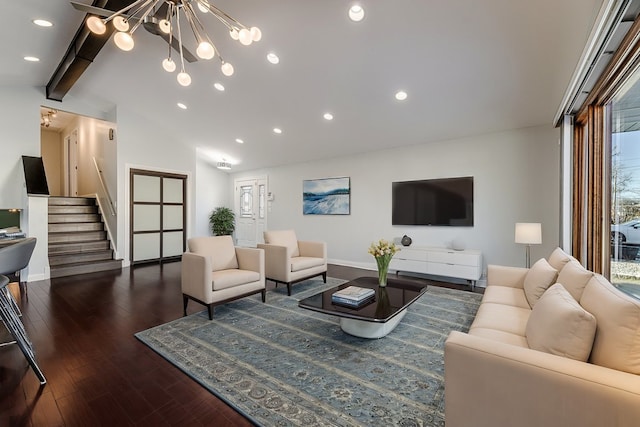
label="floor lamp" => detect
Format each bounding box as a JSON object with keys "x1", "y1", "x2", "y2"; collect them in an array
[{"x1": 515, "y1": 223, "x2": 542, "y2": 268}]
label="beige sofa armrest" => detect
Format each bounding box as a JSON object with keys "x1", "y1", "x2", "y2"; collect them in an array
[
  {"x1": 445, "y1": 331, "x2": 640, "y2": 427},
  {"x1": 181, "y1": 252, "x2": 213, "y2": 302},
  {"x1": 257, "y1": 243, "x2": 290, "y2": 282},
  {"x1": 487, "y1": 264, "x2": 528, "y2": 289},
  {"x1": 235, "y1": 247, "x2": 265, "y2": 282},
  {"x1": 298, "y1": 240, "x2": 326, "y2": 259}
]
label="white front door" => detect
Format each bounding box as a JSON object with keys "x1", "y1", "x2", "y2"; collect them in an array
[{"x1": 234, "y1": 177, "x2": 267, "y2": 247}]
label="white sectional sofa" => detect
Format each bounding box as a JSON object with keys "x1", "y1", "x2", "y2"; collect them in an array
[{"x1": 444, "y1": 248, "x2": 640, "y2": 427}]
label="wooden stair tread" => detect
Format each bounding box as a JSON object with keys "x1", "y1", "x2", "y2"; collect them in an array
[{"x1": 48, "y1": 196, "x2": 117, "y2": 278}]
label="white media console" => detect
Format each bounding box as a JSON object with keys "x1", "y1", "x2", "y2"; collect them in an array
[{"x1": 389, "y1": 246, "x2": 483, "y2": 289}]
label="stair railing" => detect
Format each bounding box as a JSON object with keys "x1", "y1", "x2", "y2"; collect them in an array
[
  {"x1": 92, "y1": 157, "x2": 116, "y2": 217},
  {"x1": 92, "y1": 157, "x2": 119, "y2": 259}
]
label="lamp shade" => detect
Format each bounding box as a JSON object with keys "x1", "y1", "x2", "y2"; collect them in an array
[{"x1": 515, "y1": 223, "x2": 542, "y2": 244}]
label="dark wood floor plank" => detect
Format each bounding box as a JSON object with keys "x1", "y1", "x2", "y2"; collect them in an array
[{"x1": 1, "y1": 262, "x2": 477, "y2": 425}]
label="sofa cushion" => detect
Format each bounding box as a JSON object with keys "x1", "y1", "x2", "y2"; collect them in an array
[
  {"x1": 470, "y1": 303, "x2": 531, "y2": 336},
  {"x1": 556, "y1": 260, "x2": 593, "y2": 301},
  {"x1": 290, "y1": 256, "x2": 325, "y2": 272},
  {"x1": 468, "y1": 327, "x2": 529, "y2": 348},
  {"x1": 212, "y1": 269, "x2": 261, "y2": 291},
  {"x1": 525, "y1": 284, "x2": 596, "y2": 362},
  {"x1": 547, "y1": 247, "x2": 573, "y2": 271},
  {"x1": 188, "y1": 236, "x2": 239, "y2": 271},
  {"x1": 264, "y1": 229, "x2": 300, "y2": 257},
  {"x1": 523, "y1": 258, "x2": 558, "y2": 308},
  {"x1": 580, "y1": 274, "x2": 640, "y2": 374},
  {"x1": 482, "y1": 285, "x2": 530, "y2": 309}
]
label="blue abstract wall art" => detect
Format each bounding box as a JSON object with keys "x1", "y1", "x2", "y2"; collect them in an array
[{"x1": 303, "y1": 177, "x2": 350, "y2": 215}]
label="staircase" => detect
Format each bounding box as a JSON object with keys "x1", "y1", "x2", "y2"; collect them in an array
[{"x1": 48, "y1": 197, "x2": 122, "y2": 278}]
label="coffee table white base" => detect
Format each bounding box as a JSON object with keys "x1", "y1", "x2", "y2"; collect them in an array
[{"x1": 340, "y1": 309, "x2": 407, "y2": 339}]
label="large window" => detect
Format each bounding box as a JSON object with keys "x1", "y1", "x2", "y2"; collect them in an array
[{"x1": 610, "y1": 71, "x2": 640, "y2": 299}]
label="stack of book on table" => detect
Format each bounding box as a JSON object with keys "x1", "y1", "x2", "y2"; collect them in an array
[{"x1": 332, "y1": 286, "x2": 375, "y2": 308}]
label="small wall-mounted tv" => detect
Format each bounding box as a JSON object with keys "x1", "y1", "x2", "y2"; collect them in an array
[{"x1": 392, "y1": 176, "x2": 474, "y2": 226}]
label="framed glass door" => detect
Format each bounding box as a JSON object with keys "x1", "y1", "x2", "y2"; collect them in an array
[{"x1": 130, "y1": 169, "x2": 187, "y2": 265}]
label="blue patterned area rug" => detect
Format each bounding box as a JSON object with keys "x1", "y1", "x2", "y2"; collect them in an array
[{"x1": 135, "y1": 277, "x2": 482, "y2": 426}]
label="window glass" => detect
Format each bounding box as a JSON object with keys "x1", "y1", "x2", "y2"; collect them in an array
[{"x1": 610, "y1": 70, "x2": 640, "y2": 299}]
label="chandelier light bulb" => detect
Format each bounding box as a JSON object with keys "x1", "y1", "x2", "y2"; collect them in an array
[
  {"x1": 113, "y1": 16, "x2": 130, "y2": 32},
  {"x1": 221, "y1": 62, "x2": 234, "y2": 76},
  {"x1": 177, "y1": 71, "x2": 192, "y2": 86},
  {"x1": 114, "y1": 32, "x2": 134, "y2": 51},
  {"x1": 162, "y1": 58, "x2": 176, "y2": 72},
  {"x1": 349, "y1": 5, "x2": 365, "y2": 22},
  {"x1": 238, "y1": 28, "x2": 253, "y2": 45},
  {"x1": 87, "y1": 16, "x2": 106, "y2": 34},
  {"x1": 250, "y1": 27, "x2": 262, "y2": 42},
  {"x1": 229, "y1": 28, "x2": 239, "y2": 40},
  {"x1": 197, "y1": 0, "x2": 209, "y2": 13},
  {"x1": 158, "y1": 19, "x2": 171, "y2": 34},
  {"x1": 196, "y1": 41, "x2": 215, "y2": 60}
]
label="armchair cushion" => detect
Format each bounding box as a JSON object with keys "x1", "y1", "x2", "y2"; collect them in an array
[
  {"x1": 291, "y1": 256, "x2": 325, "y2": 272},
  {"x1": 212, "y1": 269, "x2": 261, "y2": 291},
  {"x1": 264, "y1": 230, "x2": 300, "y2": 257},
  {"x1": 188, "y1": 235, "x2": 239, "y2": 271}
]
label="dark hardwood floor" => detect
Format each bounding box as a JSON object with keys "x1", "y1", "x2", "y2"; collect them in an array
[{"x1": 0, "y1": 263, "x2": 479, "y2": 426}]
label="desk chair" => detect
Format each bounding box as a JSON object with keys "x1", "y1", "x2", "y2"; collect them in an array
[{"x1": 0, "y1": 237, "x2": 36, "y2": 316}]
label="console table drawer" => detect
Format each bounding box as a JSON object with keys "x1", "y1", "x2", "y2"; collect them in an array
[
  {"x1": 395, "y1": 248, "x2": 428, "y2": 262},
  {"x1": 390, "y1": 258, "x2": 428, "y2": 274},
  {"x1": 427, "y1": 262, "x2": 481, "y2": 281},
  {"x1": 428, "y1": 251, "x2": 480, "y2": 267}
]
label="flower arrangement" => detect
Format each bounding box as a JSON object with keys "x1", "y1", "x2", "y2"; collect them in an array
[{"x1": 368, "y1": 239, "x2": 400, "y2": 287}]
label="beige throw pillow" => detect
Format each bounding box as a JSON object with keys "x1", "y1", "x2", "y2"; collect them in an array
[
  {"x1": 525, "y1": 283, "x2": 597, "y2": 362},
  {"x1": 547, "y1": 247, "x2": 573, "y2": 271},
  {"x1": 581, "y1": 275, "x2": 640, "y2": 374},
  {"x1": 523, "y1": 258, "x2": 558, "y2": 308},
  {"x1": 557, "y1": 260, "x2": 593, "y2": 302}
]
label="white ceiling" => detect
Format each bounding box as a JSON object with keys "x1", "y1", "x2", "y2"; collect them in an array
[{"x1": 6, "y1": 0, "x2": 603, "y2": 172}]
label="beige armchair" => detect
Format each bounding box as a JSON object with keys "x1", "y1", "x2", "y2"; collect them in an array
[
  {"x1": 257, "y1": 230, "x2": 327, "y2": 295},
  {"x1": 182, "y1": 235, "x2": 265, "y2": 319}
]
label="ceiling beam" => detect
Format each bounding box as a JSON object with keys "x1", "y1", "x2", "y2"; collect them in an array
[{"x1": 46, "y1": 0, "x2": 134, "y2": 102}]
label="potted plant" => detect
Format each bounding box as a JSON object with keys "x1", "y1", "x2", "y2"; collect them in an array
[{"x1": 209, "y1": 207, "x2": 235, "y2": 236}]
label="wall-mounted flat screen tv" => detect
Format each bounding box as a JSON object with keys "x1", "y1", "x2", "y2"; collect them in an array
[{"x1": 392, "y1": 176, "x2": 474, "y2": 226}]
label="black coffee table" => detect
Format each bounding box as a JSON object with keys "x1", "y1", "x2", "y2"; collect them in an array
[{"x1": 298, "y1": 276, "x2": 427, "y2": 338}]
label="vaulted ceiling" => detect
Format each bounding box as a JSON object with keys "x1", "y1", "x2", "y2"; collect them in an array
[{"x1": 7, "y1": 0, "x2": 603, "y2": 171}]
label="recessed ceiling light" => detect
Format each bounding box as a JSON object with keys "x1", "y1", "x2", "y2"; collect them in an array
[
  {"x1": 33, "y1": 19, "x2": 53, "y2": 27},
  {"x1": 273, "y1": 128, "x2": 282, "y2": 134},
  {"x1": 213, "y1": 82, "x2": 225, "y2": 91},
  {"x1": 177, "y1": 102, "x2": 187, "y2": 109},
  {"x1": 323, "y1": 113, "x2": 334, "y2": 121},
  {"x1": 24, "y1": 56, "x2": 40, "y2": 62},
  {"x1": 267, "y1": 53, "x2": 280, "y2": 64},
  {"x1": 395, "y1": 90, "x2": 408, "y2": 101},
  {"x1": 348, "y1": 5, "x2": 365, "y2": 22},
  {"x1": 235, "y1": 138, "x2": 244, "y2": 144}
]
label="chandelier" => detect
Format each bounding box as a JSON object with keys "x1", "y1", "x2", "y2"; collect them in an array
[
  {"x1": 41, "y1": 110, "x2": 57, "y2": 127},
  {"x1": 84, "y1": 0, "x2": 262, "y2": 87}
]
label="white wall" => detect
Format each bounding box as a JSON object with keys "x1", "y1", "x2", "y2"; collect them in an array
[
  {"x1": 231, "y1": 125, "x2": 561, "y2": 274},
  {"x1": 40, "y1": 128, "x2": 63, "y2": 195},
  {"x1": 114, "y1": 106, "x2": 198, "y2": 266},
  {"x1": 0, "y1": 85, "x2": 115, "y2": 280},
  {"x1": 195, "y1": 156, "x2": 230, "y2": 237}
]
